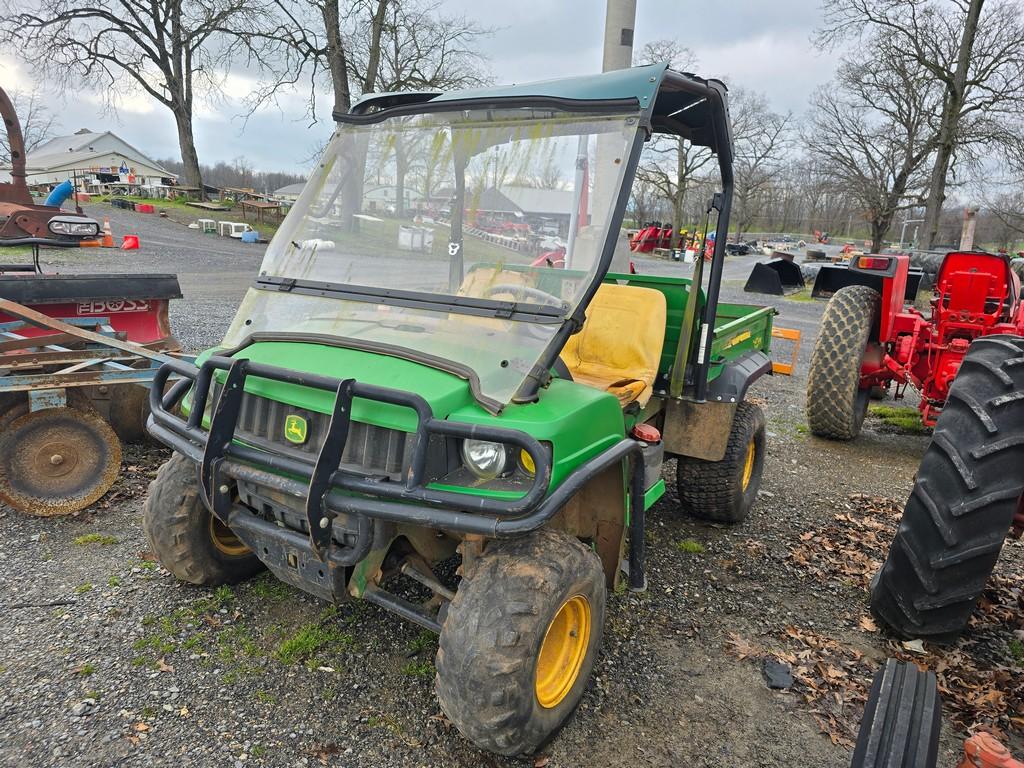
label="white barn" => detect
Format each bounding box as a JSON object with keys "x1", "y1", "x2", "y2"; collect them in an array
[{"x1": 0, "y1": 128, "x2": 177, "y2": 191}]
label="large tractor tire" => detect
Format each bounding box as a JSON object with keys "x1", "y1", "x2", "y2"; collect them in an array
[
  {"x1": 436, "y1": 528, "x2": 605, "y2": 756},
  {"x1": 870, "y1": 335, "x2": 1024, "y2": 643},
  {"x1": 676, "y1": 401, "x2": 766, "y2": 524},
  {"x1": 143, "y1": 453, "x2": 264, "y2": 586},
  {"x1": 806, "y1": 285, "x2": 880, "y2": 439},
  {"x1": 851, "y1": 659, "x2": 941, "y2": 768}
]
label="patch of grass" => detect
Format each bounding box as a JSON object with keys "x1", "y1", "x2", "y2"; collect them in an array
[
  {"x1": 140, "y1": 705, "x2": 156, "y2": 718},
  {"x1": 76, "y1": 663, "x2": 96, "y2": 676},
  {"x1": 73, "y1": 533, "x2": 118, "y2": 546},
  {"x1": 74, "y1": 582, "x2": 93, "y2": 594},
  {"x1": 1009, "y1": 638, "x2": 1024, "y2": 664},
  {"x1": 795, "y1": 423, "x2": 809, "y2": 435},
  {"x1": 182, "y1": 634, "x2": 204, "y2": 652},
  {"x1": 213, "y1": 584, "x2": 235, "y2": 607},
  {"x1": 251, "y1": 745, "x2": 267, "y2": 758},
  {"x1": 139, "y1": 560, "x2": 157, "y2": 572},
  {"x1": 785, "y1": 288, "x2": 816, "y2": 303},
  {"x1": 132, "y1": 634, "x2": 176, "y2": 657},
  {"x1": 868, "y1": 404, "x2": 931, "y2": 435},
  {"x1": 107, "y1": 575, "x2": 122, "y2": 588},
  {"x1": 274, "y1": 623, "x2": 354, "y2": 666},
  {"x1": 254, "y1": 690, "x2": 276, "y2": 704},
  {"x1": 401, "y1": 660, "x2": 434, "y2": 678},
  {"x1": 250, "y1": 573, "x2": 292, "y2": 602},
  {"x1": 676, "y1": 539, "x2": 706, "y2": 554},
  {"x1": 406, "y1": 630, "x2": 436, "y2": 656}
]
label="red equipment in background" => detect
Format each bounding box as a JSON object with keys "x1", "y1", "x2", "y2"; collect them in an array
[
  {"x1": 629, "y1": 224, "x2": 672, "y2": 252},
  {"x1": 858, "y1": 251, "x2": 1023, "y2": 425}
]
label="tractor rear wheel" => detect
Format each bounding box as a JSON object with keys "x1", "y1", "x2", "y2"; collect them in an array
[
  {"x1": 143, "y1": 453, "x2": 264, "y2": 586},
  {"x1": 436, "y1": 528, "x2": 605, "y2": 756},
  {"x1": 676, "y1": 401, "x2": 766, "y2": 524},
  {"x1": 806, "y1": 285, "x2": 880, "y2": 439},
  {"x1": 869, "y1": 335, "x2": 1024, "y2": 642}
]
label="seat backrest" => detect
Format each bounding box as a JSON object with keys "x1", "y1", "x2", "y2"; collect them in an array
[
  {"x1": 936, "y1": 252, "x2": 1011, "y2": 320},
  {"x1": 560, "y1": 283, "x2": 667, "y2": 398}
]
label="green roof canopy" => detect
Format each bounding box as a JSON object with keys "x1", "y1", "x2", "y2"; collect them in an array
[{"x1": 340, "y1": 63, "x2": 733, "y2": 176}]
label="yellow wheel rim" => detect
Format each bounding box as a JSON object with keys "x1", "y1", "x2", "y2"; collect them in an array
[
  {"x1": 741, "y1": 439, "x2": 756, "y2": 492},
  {"x1": 535, "y1": 595, "x2": 591, "y2": 709},
  {"x1": 209, "y1": 515, "x2": 249, "y2": 557}
]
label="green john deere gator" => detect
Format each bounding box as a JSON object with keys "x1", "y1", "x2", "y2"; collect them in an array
[{"x1": 144, "y1": 63, "x2": 781, "y2": 756}]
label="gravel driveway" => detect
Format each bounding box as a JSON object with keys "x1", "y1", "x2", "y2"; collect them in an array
[{"x1": 1, "y1": 207, "x2": 1019, "y2": 767}]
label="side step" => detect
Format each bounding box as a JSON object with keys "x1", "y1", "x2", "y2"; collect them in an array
[{"x1": 851, "y1": 659, "x2": 941, "y2": 768}]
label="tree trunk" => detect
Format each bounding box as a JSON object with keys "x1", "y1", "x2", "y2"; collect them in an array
[
  {"x1": 173, "y1": 106, "x2": 203, "y2": 198},
  {"x1": 361, "y1": 0, "x2": 389, "y2": 94},
  {"x1": 922, "y1": 0, "x2": 984, "y2": 248},
  {"x1": 322, "y1": 0, "x2": 351, "y2": 114}
]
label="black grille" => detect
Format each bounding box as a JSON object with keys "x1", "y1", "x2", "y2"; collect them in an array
[{"x1": 213, "y1": 384, "x2": 411, "y2": 477}]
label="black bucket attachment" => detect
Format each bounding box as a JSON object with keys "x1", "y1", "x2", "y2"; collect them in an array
[
  {"x1": 744, "y1": 258, "x2": 805, "y2": 295},
  {"x1": 811, "y1": 263, "x2": 924, "y2": 301}
]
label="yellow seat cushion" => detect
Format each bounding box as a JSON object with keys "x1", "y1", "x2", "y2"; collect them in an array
[{"x1": 559, "y1": 283, "x2": 667, "y2": 407}]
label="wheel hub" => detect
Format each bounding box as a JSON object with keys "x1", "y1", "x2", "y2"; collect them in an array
[
  {"x1": 535, "y1": 595, "x2": 591, "y2": 709},
  {"x1": 0, "y1": 406, "x2": 121, "y2": 516},
  {"x1": 741, "y1": 439, "x2": 756, "y2": 492},
  {"x1": 34, "y1": 441, "x2": 79, "y2": 478}
]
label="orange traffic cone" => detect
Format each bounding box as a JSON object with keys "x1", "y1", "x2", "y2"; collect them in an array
[
  {"x1": 101, "y1": 217, "x2": 114, "y2": 248},
  {"x1": 121, "y1": 234, "x2": 139, "y2": 250}
]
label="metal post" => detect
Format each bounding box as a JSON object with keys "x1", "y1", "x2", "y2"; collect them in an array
[{"x1": 602, "y1": 0, "x2": 637, "y2": 72}]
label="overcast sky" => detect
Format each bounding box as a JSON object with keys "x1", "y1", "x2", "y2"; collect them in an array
[{"x1": 0, "y1": 0, "x2": 835, "y2": 174}]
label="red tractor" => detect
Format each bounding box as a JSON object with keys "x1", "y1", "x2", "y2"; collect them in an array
[{"x1": 806, "y1": 250, "x2": 1024, "y2": 439}]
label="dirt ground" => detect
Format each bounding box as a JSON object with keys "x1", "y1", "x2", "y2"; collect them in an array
[{"x1": 0, "y1": 206, "x2": 1020, "y2": 767}]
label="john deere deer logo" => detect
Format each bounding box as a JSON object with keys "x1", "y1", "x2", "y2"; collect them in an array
[{"x1": 284, "y1": 415, "x2": 308, "y2": 445}]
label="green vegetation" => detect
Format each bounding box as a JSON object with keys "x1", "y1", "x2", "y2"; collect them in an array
[
  {"x1": 275, "y1": 622, "x2": 354, "y2": 666},
  {"x1": 676, "y1": 539, "x2": 706, "y2": 554},
  {"x1": 1009, "y1": 638, "x2": 1024, "y2": 664},
  {"x1": 76, "y1": 663, "x2": 96, "y2": 676},
  {"x1": 868, "y1": 404, "x2": 931, "y2": 435},
  {"x1": 251, "y1": 745, "x2": 267, "y2": 758},
  {"x1": 254, "y1": 690, "x2": 276, "y2": 704},
  {"x1": 406, "y1": 630, "x2": 436, "y2": 657},
  {"x1": 73, "y1": 533, "x2": 118, "y2": 546},
  {"x1": 250, "y1": 574, "x2": 293, "y2": 602},
  {"x1": 74, "y1": 582, "x2": 93, "y2": 594},
  {"x1": 402, "y1": 660, "x2": 434, "y2": 678},
  {"x1": 107, "y1": 575, "x2": 122, "y2": 587},
  {"x1": 784, "y1": 289, "x2": 816, "y2": 303}
]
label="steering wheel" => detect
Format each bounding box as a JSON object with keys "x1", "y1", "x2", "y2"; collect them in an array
[
  {"x1": 484, "y1": 283, "x2": 566, "y2": 309},
  {"x1": 482, "y1": 284, "x2": 568, "y2": 340}
]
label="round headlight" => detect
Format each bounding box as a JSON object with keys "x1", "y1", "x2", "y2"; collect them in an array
[{"x1": 461, "y1": 439, "x2": 510, "y2": 480}]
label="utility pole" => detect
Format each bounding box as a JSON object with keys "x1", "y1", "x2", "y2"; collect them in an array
[
  {"x1": 602, "y1": 0, "x2": 636, "y2": 73},
  {"x1": 578, "y1": 0, "x2": 637, "y2": 268}
]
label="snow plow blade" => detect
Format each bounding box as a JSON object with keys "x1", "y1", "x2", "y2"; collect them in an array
[
  {"x1": 744, "y1": 258, "x2": 805, "y2": 295},
  {"x1": 811, "y1": 263, "x2": 924, "y2": 300}
]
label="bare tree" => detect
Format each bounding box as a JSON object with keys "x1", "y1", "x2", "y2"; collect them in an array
[
  {"x1": 818, "y1": 0, "x2": 1024, "y2": 248},
  {"x1": 633, "y1": 40, "x2": 711, "y2": 246},
  {"x1": 804, "y1": 34, "x2": 939, "y2": 252},
  {"x1": 0, "y1": 86, "x2": 58, "y2": 166},
  {"x1": 729, "y1": 89, "x2": 793, "y2": 240},
  {"x1": 0, "y1": 0, "x2": 272, "y2": 194}
]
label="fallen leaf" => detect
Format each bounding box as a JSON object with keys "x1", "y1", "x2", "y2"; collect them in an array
[
  {"x1": 133, "y1": 722, "x2": 150, "y2": 732},
  {"x1": 156, "y1": 658, "x2": 174, "y2": 673},
  {"x1": 534, "y1": 757, "x2": 551, "y2": 768},
  {"x1": 901, "y1": 639, "x2": 927, "y2": 655},
  {"x1": 858, "y1": 616, "x2": 878, "y2": 633}
]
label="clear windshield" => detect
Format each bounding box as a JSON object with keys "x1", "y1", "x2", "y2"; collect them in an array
[{"x1": 223, "y1": 107, "x2": 640, "y2": 407}]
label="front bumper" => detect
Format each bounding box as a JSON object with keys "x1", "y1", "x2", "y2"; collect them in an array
[{"x1": 147, "y1": 355, "x2": 648, "y2": 589}]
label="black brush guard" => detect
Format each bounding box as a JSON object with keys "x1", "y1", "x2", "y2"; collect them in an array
[{"x1": 148, "y1": 355, "x2": 649, "y2": 595}]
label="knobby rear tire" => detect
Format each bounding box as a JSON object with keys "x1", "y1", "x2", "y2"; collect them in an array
[{"x1": 869, "y1": 335, "x2": 1024, "y2": 642}]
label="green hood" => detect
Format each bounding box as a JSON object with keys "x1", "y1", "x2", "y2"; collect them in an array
[{"x1": 209, "y1": 340, "x2": 477, "y2": 432}]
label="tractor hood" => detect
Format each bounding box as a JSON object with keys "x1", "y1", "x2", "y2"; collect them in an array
[{"x1": 206, "y1": 338, "x2": 479, "y2": 432}]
